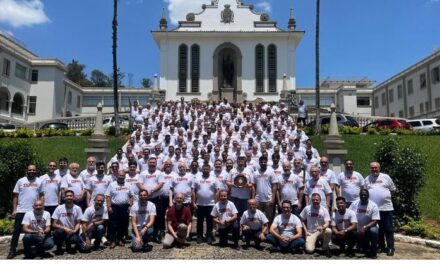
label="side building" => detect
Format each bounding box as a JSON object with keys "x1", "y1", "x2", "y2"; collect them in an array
[{"x1": 373, "y1": 50, "x2": 440, "y2": 119}]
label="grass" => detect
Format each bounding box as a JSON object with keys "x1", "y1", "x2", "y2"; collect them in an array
[{"x1": 0, "y1": 136, "x2": 128, "y2": 168}]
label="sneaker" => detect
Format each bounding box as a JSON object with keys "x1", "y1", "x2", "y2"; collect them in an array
[{"x1": 101, "y1": 236, "x2": 108, "y2": 244}]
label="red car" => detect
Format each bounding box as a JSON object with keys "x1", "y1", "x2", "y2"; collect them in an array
[{"x1": 362, "y1": 119, "x2": 412, "y2": 132}]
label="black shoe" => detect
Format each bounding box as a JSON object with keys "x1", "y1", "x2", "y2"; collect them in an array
[
  {"x1": 378, "y1": 247, "x2": 387, "y2": 254},
  {"x1": 197, "y1": 236, "x2": 203, "y2": 244},
  {"x1": 233, "y1": 243, "x2": 240, "y2": 250},
  {"x1": 7, "y1": 251, "x2": 15, "y2": 259},
  {"x1": 325, "y1": 249, "x2": 332, "y2": 258},
  {"x1": 345, "y1": 250, "x2": 355, "y2": 258},
  {"x1": 55, "y1": 248, "x2": 64, "y2": 256},
  {"x1": 206, "y1": 235, "x2": 213, "y2": 245},
  {"x1": 387, "y1": 248, "x2": 395, "y2": 256},
  {"x1": 366, "y1": 252, "x2": 378, "y2": 259}
]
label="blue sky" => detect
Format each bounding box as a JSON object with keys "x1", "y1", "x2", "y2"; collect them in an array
[{"x1": 0, "y1": 0, "x2": 439, "y2": 88}]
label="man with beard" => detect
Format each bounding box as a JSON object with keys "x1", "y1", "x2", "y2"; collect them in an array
[
  {"x1": 252, "y1": 156, "x2": 278, "y2": 224},
  {"x1": 7, "y1": 164, "x2": 44, "y2": 259},
  {"x1": 211, "y1": 190, "x2": 239, "y2": 250},
  {"x1": 336, "y1": 160, "x2": 364, "y2": 208},
  {"x1": 277, "y1": 161, "x2": 304, "y2": 218},
  {"x1": 39, "y1": 161, "x2": 62, "y2": 215},
  {"x1": 163, "y1": 193, "x2": 192, "y2": 249},
  {"x1": 78, "y1": 194, "x2": 108, "y2": 251},
  {"x1": 240, "y1": 199, "x2": 268, "y2": 249},
  {"x1": 130, "y1": 189, "x2": 156, "y2": 252},
  {"x1": 85, "y1": 161, "x2": 112, "y2": 207},
  {"x1": 227, "y1": 156, "x2": 254, "y2": 218}
]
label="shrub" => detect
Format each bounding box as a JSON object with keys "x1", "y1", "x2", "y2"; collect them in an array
[
  {"x1": 374, "y1": 136, "x2": 427, "y2": 228},
  {"x1": 105, "y1": 126, "x2": 116, "y2": 136},
  {"x1": 378, "y1": 128, "x2": 391, "y2": 135},
  {"x1": 13, "y1": 128, "x2": 33, "y2": 138},
  {"x1": 80, "y1": 128, "x2": 93, "y2": 136},
  {"x1": 303, "y1": 126, "x2": 314, "y2": 135},
  {"x1": 0, "y1": 140, "x2": 42, "y2": 218},
  {"x1": 0, "y1": 216, "x2": 14, "y2": 235},
  {"x1": 401, "y1": 219, "x2": 440, "y2": 240},
  {"x1": 320, "y1": 125, "x2": 329, "y2": 134},
  {"x1": 121, "y1": 127, "x2": 131, "y2": 135},
  {"x1": 61, "y1": 129, "x2": 76, "y2": 136},
  {"x1": 34, "y1": 129, "x2": 43, "y2": 137},
  {"x1": 0, "y1": 129, "x2": 4, "y2": 138},
  {"x1": 367, "y1": 128, "x2": 378, "y2": 135},
  {"x1": 396, "y1": 128, "x2": 414, "y2": 135}
]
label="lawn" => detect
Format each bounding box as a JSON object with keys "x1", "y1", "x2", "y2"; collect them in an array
[{"x1": 310, "y1": 134, "x2": 440, "y2": 224}]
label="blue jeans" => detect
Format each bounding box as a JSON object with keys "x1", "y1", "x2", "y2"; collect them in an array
[
  {"x1": 266, "y1": 233, "x2": 305, "y2": 252},
  {"x1": 78, "y1": 224, "x2": 106, "y2": 250},
  {"x1": 22, "y1": 234, "x2": 54, "y2": 258},
  {"x1": 131, "y1": 227, "x2": 154, "y2": 252},
  {"x1": 379, "y1": 211, "x2": 394, "y2": 250},
  {"x1": 357, "y1": 226, "x2": 379, "y2": 255}
]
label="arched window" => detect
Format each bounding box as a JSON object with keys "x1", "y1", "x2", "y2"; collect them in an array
[
  {"x1": 255, "y1": 44, "x2": 265, "y2": 93},
  {"x1": 268, "y1": 44, "x2": 277, "y2": 93},
  {"x1": 191, "y1": 44, "x2": 200, "y2": 93},
  {"x1": 178, "y1": 44, "x2": 188, "y2": 93}
]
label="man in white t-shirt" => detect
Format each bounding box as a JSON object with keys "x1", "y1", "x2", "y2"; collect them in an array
[
  {"x1": 130, "y1": 189, "x2": 156, "y2": 252},
  {"x1": 39, "y1": 161, "x2": 62, "y2": 216},
  {"x1": 300, "y1": 193, "x2": 332, "y2": 257},
  {"x1": 21, "y1": 200, "x2": 53, "y2": 259},
  {"x1": 331, "y1": 197, "x2": 357, "y2": 257},
  {"x1": 169, "y1": 162, "x2": 194, "y2": 207},
  {"x1": 52, "y1": 190, "x2": 83, "y2": 255},
  {"x1": 240, "y1": 199, "x2": 268, "y2": 249},
  {"x1": 211, "y1": 190, "x2": 240, "y2": 249},
  {"x1": 60, "y1": 163, "x2": 85, "y2": 209},
  {"x1": 349, "y1": 189, "x2": 380, "y2": 259},
  {"x1": 336, "y1": 160, "x2": 364, "y2": 208},
  {"x1": 266, "y1": 200, "x2": 305, "y2": 253},
  {"x1": 364, "y1": 162, "x2": 396, "y2": 256},
  {"x1": 8, "y1": 164, "x2": 44, "y2": 259},
  {"x1": 85, "y1": 161, "x2": 112, "y2": 208},
  {"x1": 227, "y1": 156, "x2": 254, "y2": 218},
  {"x1": 304, "y1": 166, "x2": 332, "y2": 211},
  {"x1": 78, "y1": 194, "x2": 108, "y2": 251},
  {"x1": 252, "y1": 156, "x2": 278, "y2": 223},
  {"x1": 277, "y1": 161, "x2": 304, "y2": 218}
]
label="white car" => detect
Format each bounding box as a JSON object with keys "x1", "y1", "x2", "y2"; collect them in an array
[
  {"x1": 408, "y1": 118, "x2": 440, "y2": 132},
  {"x1": 102, "y1": 116, "x2": 129, "y2": 129},
  {"x1": 0, "y1": 123, "x2": 16, "y2": 133}
]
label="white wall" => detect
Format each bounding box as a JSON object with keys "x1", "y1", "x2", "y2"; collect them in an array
[{"x1": 27, "y1": 67, "x2": 55, "y2": 122}]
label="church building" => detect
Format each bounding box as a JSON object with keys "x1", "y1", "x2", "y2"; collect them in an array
[{"x1": 152, "y1": 0, "x2": 304, "y2": 103}]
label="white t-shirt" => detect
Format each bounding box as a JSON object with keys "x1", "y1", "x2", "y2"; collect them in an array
[
  {"x1": 320, "y1": 169, "x2": 338, "y2": 186},
  {"x1": 348, "y1": 199, "x2": 380, "y2": 230},
  {"x1": 331, "y1": 208, "x2": 357, "y2": 231},
  {"x1": 252, "y1": 167, "x2": 279, "y2": 202},
  {"x1": 79, "y1": 169, "x2": 97, "y2": 186},
  {"x1": 82, "y1": 205, "x2": 109, "y2": 224},
  {"x1": 86, "y1": 175, "x2": 112, "y2": 205},
  {"x1": 211, "y1": 201, "x2": 238, "y2": 228},
  {"x1": 138, "y1": 170, "x2": 164, "y2": 198},
  {"x1": 61, "y1": 174, "x2": 84, "y2": 199},
  {"x1": 129, "y1": 201, "x2": 157, "y2": 229},
  {"x1": 304, "y1": 178, "x2": 332, "y2": 208},
  {"x1": 210, "y1": 170, "x2": 229, "y2": 191},
  {"x1": 300, "y1": 205, "x2": 331, "y2": 233},
  {"x1": 160, "y1": 171, "x2": 176, "y2": 197},
  {"x1": 22, "y1": 210, "x2": 51, "y2": 231},
  {"x1": 39, "y1": 174, "x2": 62, "y2": 206},
  {"x1": 52, "y1": 204, "x2": 83, "y2": 229},
  {"x1": 278, "y1": 173, "x2": 304, "y2": 205},
  {"x1": 272, "y1": 213, "x2": 302, "y2": 237},
  {"x1": 364, "y1": 173, "x2": 396, "y2": 211},
  {"x1": 105, "y1": 181, "x2": 133, "y2": 205},
  {"x1": 171, "y1": 173, "x2": 194, "y2": 204},
  {"x1": 240, "y1": 209, "x2": 268, "y2": 230},
  {"x1": 336, "y1": 171, "x2": 364, "y2": 202},
  {"x1": 228, "y1": 167, "x2": 253, "y2": 199},
  {"x1": 125, "y1": 173, "x2": 141, "y2": 202},
  {"x1": 192, "y1": 174, "x2": 218, "y2": 206},
  {"x1": 13, "y1": 177, "x2": 43, "y2": 213}
]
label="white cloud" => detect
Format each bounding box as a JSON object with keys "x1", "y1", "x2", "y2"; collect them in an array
[
  {"x1": 255, "y1": 1, "x2": 271, "y2": 13},
  {"x1": 0, "y1": 0, "x2": 50, "y2": 28},
  {"x1": 164, "y1": 0, "x2": 207, "y2": 25}
]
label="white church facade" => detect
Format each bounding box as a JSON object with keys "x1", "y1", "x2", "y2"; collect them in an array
[{"x1": 152, "y1": 0, "x2": 304, "y2": 103}]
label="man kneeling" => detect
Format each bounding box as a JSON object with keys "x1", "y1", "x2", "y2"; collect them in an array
[
  {"x1": 240, "y1": 199, "x2": 268, "y2": 249},
  {"x1": 163, "y1": 193, "x2": 192, "y2": 249},
  {"x1": 266, "y1": 200, "x2": 304, "y2": 253},
  {"x1": 78, "y1": 194, "x2": 108, "y2": 251},
  {"x1": 130, "y1": 189, "x2": 156, "y2": 252}
]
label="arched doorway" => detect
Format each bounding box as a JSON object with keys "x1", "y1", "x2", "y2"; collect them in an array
[
  {"x1": 213, "y1": 43, "x2": 243, "y2": 103},
  {"x1": 12, "y1": 93, "x2": 24, "y2": 115},
  {"x1": 0, "y1": 87, "x2": 10, "y2": 114}
]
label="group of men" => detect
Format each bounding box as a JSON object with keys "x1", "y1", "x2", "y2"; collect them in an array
[{"x1": 7, "y1": 98, "x2": 396, "y2": 259}]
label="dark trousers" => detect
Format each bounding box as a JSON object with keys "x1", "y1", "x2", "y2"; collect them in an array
[
  {"x1": 53, "y1": 228, "x2": 79, "y2": 249},
  {"x1": 266, "y1": 234, "x2": 305, "y2": 252},
  {"x1": 9, "y1": 212, "x2": 25, "y2": 252},
  {"x1": 45, "y1": 206, "x2": 57, "y2": 216},
  {"x1": 150, "y1": 196, "x2": 167, "y2": 235},
  {"x1": 379, "y1": 211, "x2": 394, "y2": 250},
  {"x1": 242, "y1": 228, "x2": 263, "y2": 245},
  {"x1": 218, "y1": 221, "x2": 240, "y2": 246},
  {"x1": 332, "y1": 231, "x2": 357, "y2": 251},
  {"x1": 231, "y1": 197, "x2": 248, "y2": 218},
  {"x1": 108, "y1": 204, "x2": 130, "y2": 243},
  {"x1": 196, "y1": 206, "x2": 213, "y2": 237},
  {"x1": 357, "y1": 226, "x2": 379, "y2": 256},
  {"x1": 23, "y1": 234, "x2": 54, "y2": 258}
]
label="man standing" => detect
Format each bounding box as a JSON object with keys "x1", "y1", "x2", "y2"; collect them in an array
[
  {"x1": 364, "y1": 162, "x2": 396, "y2": 256},
  {"x1": 39, "y1": 161, "x2": 62, "y2": 216},
  {"x1": 266, "y1": 200, "x2": 304, "y2": 253},
  {"x1": 300, "y1": 193, "x2": 332, "y2": 257},
  {"x1": 85, "y1": 161, "x2": 112, "y2": 207},
  {"x1": 61, "y1": 163, "x2": 85, "y2": 209},
  {"x1": 240, "y1": 199, "x2": 268, "y2": 249},
  {"x1": 296, "y1": 100, "x2": 308, "y2": 126},
  {"x1": 227, "y1": 157, "x2": 254, "y2": 218},
  {"x1": 304, "y1": 166, "x2": 332, "y2": 211},
  {"x1": 349, "y1": 189, "x2": 380, "y2": 259},
  {"x1": 52, "y1": 190, "x2": 83, "y2": 255},
  {"x1": 78, "y1": 194, "x2": 108, "y2": 251},
  {"x1": 163, "y1": 193, "x2": 192, "y2": 249},
  {"x1": 336, "y1": 160, "x2": 364, "y2": 208},
  {"x1": 8, "y1": 164, "x2": 44, "y2": 259},
  {"x1": 331, "y1": 197, "x2": 357, "y2": 257},
  {"x1": 21, "y1": 200, "x2": 54, "y2": 259},
  {"x1": 211, "y1": 190, "x2": 240, "y2": 249},
  {"x1": 252, "y1": 156, "x2": 278, "y2": 224},
  {"x1": 130, "y1": 189, "x2": 156, "y2": 252},
  {"x1": 277, "y1": 161, "x2": 304, "y2": 218}
]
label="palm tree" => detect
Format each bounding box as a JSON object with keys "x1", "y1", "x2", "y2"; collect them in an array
[
  {"x1": 314, "y1": 0, "x2": 321, "y2": 135},
  {"x1": 112, "y1": 0, "x2": 120, "y2": 136}
]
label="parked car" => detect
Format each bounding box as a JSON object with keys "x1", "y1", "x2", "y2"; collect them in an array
[
  {"x1": 307, "y1": 114, "x2": 359, "y2": 128},
  {"x1": 408, "y1": 119, "x2": 440, "y2": 132},
  {"x1": 40, "y1": 122, "x2": 69, "y2": 130},
  {"x1": 362, "y1": 119, "x2": 412, "y2": 132},
  {"x1": 103, "y1": 116, "x2": 129, "y2": 129},
  {"x1": 0, "y1": 123, "x2": 16, "y2": 132}
]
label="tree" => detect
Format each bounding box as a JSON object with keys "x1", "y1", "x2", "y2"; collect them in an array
[
  {"x1": 108, "y1": 68, "x2": 125, "y2": 88},
  {"x1": 66, "y1": 59, "x2": 92, "y2": 86},
  {"x1": 314, "y1": 0, "x2": 321, "y2": 135},
  {"x1": 90, "y1": 69, "x2": 110, "y2": 87},
  {"x1": 141, "y1": 78, "x2": 152, "y2": 88},
  {"x1": 112, "y1": 0, "x2": 120, "y2": 136}
]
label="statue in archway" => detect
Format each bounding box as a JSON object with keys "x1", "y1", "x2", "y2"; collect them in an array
[{"x1": 222, "y1": 55, "x2": 234, "y2": 88}]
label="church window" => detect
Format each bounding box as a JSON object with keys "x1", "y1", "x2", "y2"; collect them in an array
[
  {"x1": 255, "y1": 44, "x2": 265, "y2": 93},
  {"x1": 268, "y1": 44, "x2": 277, "y2": 93},
  {"x1": 191, "y1": 44, "x2": 200, "y2": 93},
  {"x1": 178, "y1": 44, "x2": 188, "y2": 93}
]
